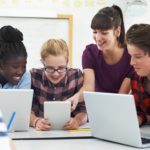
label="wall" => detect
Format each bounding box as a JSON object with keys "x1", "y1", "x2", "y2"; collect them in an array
[
  {"x1": 0, "y1": 0, "x2": 150, "y2": 69},
  {"x1": 0, "y1": 17, "x2": 70, "y2": 69}
]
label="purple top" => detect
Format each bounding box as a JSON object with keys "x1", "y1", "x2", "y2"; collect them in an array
[{"x1": 82, "y1": 44, "x2": 133, "y2": 93}]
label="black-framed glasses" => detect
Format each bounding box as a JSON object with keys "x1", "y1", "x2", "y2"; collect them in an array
[{"x1": 44, "y1": 66, "x2": 67, "y2": 73}]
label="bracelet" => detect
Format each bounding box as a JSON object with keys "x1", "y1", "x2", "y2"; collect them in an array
[{"x1": 33, "y1": 117, "x2": 41, "y2": 128}]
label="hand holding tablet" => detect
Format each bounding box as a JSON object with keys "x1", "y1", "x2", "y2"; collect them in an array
[{"x1": 44, "y1": 101, "x2": 71, "y2": 130}]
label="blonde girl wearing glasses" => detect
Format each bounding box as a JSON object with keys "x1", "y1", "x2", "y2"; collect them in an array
[{"x1": 30, "y1": 39, "x2": 87, "y2": 131}]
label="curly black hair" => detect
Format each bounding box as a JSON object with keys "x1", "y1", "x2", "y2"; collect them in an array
[{"x1": 0, "y1": 25, "x2": 27, "y2": 63}]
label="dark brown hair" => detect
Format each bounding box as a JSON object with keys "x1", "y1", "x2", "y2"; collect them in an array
[
  {"x1": 126, "y1": 24, "x2": 150, "y2": 55},
  {"x1": 91, "y1": 5, "x2": 125, "y2": 47}
]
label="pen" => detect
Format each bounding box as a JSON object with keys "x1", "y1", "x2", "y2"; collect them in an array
[{"x1": 7, "y1": 112, "x2": 16, "y2": 130}]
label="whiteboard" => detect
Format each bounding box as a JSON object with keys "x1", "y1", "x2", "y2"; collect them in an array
[{"x1": 0, "y1": 16, "x2": 70, "y2": 70}]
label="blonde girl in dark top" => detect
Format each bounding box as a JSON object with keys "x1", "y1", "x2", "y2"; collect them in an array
[{"x1": 30, "y1": 39, "x2": 87, "y2": 131}]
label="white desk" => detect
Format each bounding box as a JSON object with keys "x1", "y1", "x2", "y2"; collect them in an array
[
  {"x1": 0, "y1": 137, "x2": 11, "y2": 150},
  {"x1": 11, "y1": 125, "x2": 150, "y2": 150},
  {"x1": 9, "y1": 127, "x2": 92, "y2": 140},
  {"x1": 15, "y1": 138, "x2": 150, "y2": 150}
]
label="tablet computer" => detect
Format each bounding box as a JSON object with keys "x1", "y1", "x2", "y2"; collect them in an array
[{"x1": 44, "y1": 101, "x2": 71, "y2": 130}]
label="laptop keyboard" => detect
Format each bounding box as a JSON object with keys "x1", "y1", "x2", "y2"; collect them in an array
[{"x1": 142, "y1": 137, "x2": 150, "y2": 144}]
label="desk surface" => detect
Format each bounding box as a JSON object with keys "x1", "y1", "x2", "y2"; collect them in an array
[
  {"x1": 12, "y1": 125, "x2": 150, "y2": 150},
  {"x1": 15, "y1": 138, "x2": 150, "y2": 150},
  {"x1": 9, "y1": 129, "x2": 92, "y2": 140},
  {"x1": 9, "y1": 125, "x2": 92, "y2": 140},
  {"x1": 0, "y1": 137, "x2": 11, "y2": 150}
]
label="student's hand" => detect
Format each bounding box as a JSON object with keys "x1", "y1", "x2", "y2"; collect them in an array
[
  {"x1": 35, "y1": 118, "x2": 51, "y2": 131},
  {"x1": 146, "y1": 115, "x2": 150, "y2": 124},
  {"x1": 67, "y1": 94, "x2": 79, "y2": 112},
  {"x1": 63, "y1": 118, "x2": 79, "y2": 130},
  {"x1": 138, "y1": 116, "x2": 143, "y2": 126}
]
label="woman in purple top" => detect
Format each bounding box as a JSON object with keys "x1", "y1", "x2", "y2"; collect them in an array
[
  {"x1": 82, "y1": 44, "x2": 131, "y2": 92},
  {"x1": 69, "y1": 5, "x2": 133, "y2": 110}
]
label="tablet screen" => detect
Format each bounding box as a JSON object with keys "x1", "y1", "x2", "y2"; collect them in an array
[{"x1": 44, "y1": 101, "x2": 71, "y2": 130}]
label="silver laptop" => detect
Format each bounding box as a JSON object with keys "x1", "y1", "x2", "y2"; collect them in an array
[
  {"x1": 84, "y1": 91, "x2": 150, "y2": 148},
  {"x1": 0, "y1": 89, "x2": 33, "y2": 132}
]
